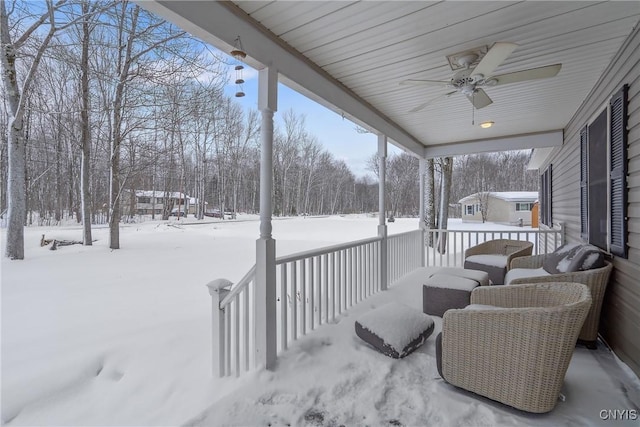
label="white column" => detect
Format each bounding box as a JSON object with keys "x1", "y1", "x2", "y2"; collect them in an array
[
  {"x1": 378, "y1": 135, "x2": 388, "y2": 290},
  {"x1": 255, "y1": 67, "x2": 277, "y2": 370}
]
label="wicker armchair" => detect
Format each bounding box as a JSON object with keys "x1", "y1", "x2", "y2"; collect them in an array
[
  {"x1": 463, "y1": 239, "x2": 534, "y2": 284},
  {"x1": 507, "y1": 255, "x2": 612, "y2": 345},
  {"x1": 436, "y1": 282, "x2": 592, "y2": 413}
]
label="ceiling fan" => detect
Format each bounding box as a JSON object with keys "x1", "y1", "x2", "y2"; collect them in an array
[{"x1": 400, "y1": 42, "x2": 562, "y2": 112}]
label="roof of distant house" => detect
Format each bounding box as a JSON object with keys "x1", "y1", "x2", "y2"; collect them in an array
[
  {"x1": 459, "y1": 191, "x2": 538, "y2": 204},
  {"x1": 134, "y1": 190, "x2": 187, "y2": 199}
]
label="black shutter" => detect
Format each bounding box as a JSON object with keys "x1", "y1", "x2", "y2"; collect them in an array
[
  {"x1": 609, "y1": 84, "x2": 628, "y2": 258},
  {"x1": 547, "y1": 164, "x2": 552, "y2": 226},
  {"x1": 580, "y1": 126, "x2": 589, "y2": 240}
]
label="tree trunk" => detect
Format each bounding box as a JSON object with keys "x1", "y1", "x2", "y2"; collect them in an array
[
  {"x1": 80, "y1": 0, "x2": 92, "y2": 245},
  {"x1": 109, "y1": 4, "x2": 139, "y2": 249},
  {"x1": 425, "y1": 158, "x2": 436, "y2": 247},
  {"x1": 437, "y1": 157, "x2": 453, "y2": 254}
]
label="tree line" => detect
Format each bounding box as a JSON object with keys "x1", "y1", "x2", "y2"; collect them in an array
[
  {"x1": 1, "y1": 0, "x2": 537, "y2": 260},
  {"x1": 0, "y1": 0, "x2": 380, "y2": 258}
]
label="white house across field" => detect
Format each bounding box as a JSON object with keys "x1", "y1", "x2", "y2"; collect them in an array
[{"x1": 459, "y1": 191, "x2": 538, "y2": 226}]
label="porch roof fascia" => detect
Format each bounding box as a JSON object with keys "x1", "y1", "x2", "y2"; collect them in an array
[
  {"x1": 141, "y1": 0, "x2": 426, "y2": 157},
  {"x1": 424, "y1": 130, "x2": 564, "y2": 159}
]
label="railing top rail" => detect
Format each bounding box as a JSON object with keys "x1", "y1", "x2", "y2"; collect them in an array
[
  {"x1": 424, "y1": 228, "x2": 562, "y2": 234},
  {"x1": 220, "y1": 264, "x2": 256, "y2": 307},
  {"x1": 387, "y1": 229, "x2": 423, "y2": 239},
  {"x1": 276, "y1": 235, "x2": 382, "y2": 265}
]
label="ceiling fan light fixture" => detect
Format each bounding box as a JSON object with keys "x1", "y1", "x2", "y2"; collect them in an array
[{"x1": 480, "y1": 121, "x2": 494, "y2": 128}]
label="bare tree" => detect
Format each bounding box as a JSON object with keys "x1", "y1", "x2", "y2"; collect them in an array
[{"x1": 1, "y1": 0, "x2": 67, "y2": 259}]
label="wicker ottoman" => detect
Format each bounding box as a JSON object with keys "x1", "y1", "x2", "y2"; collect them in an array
[
  {"x1": 423, "y1": 273, "x2": 482, "y2": 317},
  {"x1": 355, "y1": 302, "x2": 434, "y2": 359}
]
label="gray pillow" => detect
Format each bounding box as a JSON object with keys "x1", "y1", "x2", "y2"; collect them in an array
[
  {"x1": 543, "y1": 243, "x2": 604, "y2": 274},
  {"x1": 543, "y1": 243, "x2": 581, "y2": 274},
  {"x1": 566, "y1": 245, "x2": 605, "y2": 272}
]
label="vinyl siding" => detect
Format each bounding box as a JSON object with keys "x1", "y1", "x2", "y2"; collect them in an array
[{"x1": 541, "y1": 23, "x2": 640, "y2": 376}]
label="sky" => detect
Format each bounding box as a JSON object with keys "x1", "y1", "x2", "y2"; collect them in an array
[{"x1": 222, "y1": 63, "x2": 402, "y2": 179}]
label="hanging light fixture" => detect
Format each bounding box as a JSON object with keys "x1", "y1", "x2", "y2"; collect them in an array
[{"x1": 231, "y1": 36, "x2": 246, "y2": 98}]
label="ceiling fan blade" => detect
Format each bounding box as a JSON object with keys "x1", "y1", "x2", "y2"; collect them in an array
[
  {"x1": 472, "y1": 42, "x2": 518, "y2": 78},
  {"x1": 409, "y1": 91, "x2": 457, "y2": 113},
  {"x1": 466, "y1": 88, "x2": 493, "y2": 109},
  {"x1": 400, "y1": 79, "x2": 449, "y2": 87},
  {"x1": 491, "y1": 63, "x2": 562, "y2": 86}
]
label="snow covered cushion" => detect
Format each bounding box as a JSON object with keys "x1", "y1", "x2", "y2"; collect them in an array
[
  {"x1": 355, "y1": 302, "x2": 434, "y2": 359},
  {"x1": 543, "y1": 243, "x2": 605, "y2": 274},
  {"x1": 465, "y1": 254, "x2": 508, "y2": 268},
  {"x1": 504, "y1": 267, "x2": 549, "y2": 285},
  {"x1": 424, "y1": 274, "x2": 479, "y2": 291},
  {"x1": 433, "y1": 267, "x2": 490, "y2": 286}
]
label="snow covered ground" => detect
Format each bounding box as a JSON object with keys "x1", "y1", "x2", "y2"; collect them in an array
[{"x1": 2, "y1": 216, "x2": 639, "y2": 426}]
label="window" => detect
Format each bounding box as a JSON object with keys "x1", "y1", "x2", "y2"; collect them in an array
[
  {"x1": 466, "y1": 205, "x2": 474, "y2": 215},
  {"x1": 516, "y1": 202, "x2": 534, "y2": 211},
  {"x1": 580, "y1": 84, "x2": 628, "y2": 257},
  {"x1": 540, "y1": 165, "x2": 552, "y2": 226},
  {"x1": 138, "y1": 197, "x2": 150, "y2": 204}
]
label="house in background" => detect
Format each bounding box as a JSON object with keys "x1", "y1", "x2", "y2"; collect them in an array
[
  {"x1": 123, "y1": 190, "x2": 189, "y2": 216},
  {"x1": 460, "y1": 191, "x2": 538, "y2": 225}
]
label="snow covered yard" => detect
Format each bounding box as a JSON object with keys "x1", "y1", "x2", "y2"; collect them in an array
[{"x1": 2, "y1": 216, "x2": 639, "y2": 426}]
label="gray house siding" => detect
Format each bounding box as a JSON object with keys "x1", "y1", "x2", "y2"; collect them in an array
[{"x1": 541, "y1": 24, "x2": 640, "y2": 376}]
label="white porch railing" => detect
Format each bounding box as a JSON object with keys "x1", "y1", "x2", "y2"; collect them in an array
[
  {"x1": 207, "y1": 227, "x2": 561, "y2": 377},
  {"x1": 387, "y1": 229, "x2": 425, "y2": 283},
  {"x1": 207, "y1": 229, "x2": 425, "y2": 377},
  {"x1": 424, "y1": 225, "x2": 565, "y2": 267}
]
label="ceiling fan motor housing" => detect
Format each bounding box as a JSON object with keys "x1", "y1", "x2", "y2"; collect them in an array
[{"x1": 450, "y1": 69, "x2": 479, "y2": 94}]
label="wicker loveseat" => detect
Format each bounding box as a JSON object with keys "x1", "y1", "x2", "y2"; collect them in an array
[
  {"x1": 436, "y1": 282, "x2": 592, "y2": 413},
  {"x1": 463, "y1": 239, "x2": 534, "y2": 285},
  {"x1": 505, "y1": 244, "x2": 612, "y2": 346}
]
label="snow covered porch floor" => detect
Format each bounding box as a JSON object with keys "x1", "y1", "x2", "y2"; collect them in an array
[{"x1": 189, "y1": 267, "x2": 640, "y2": 427}]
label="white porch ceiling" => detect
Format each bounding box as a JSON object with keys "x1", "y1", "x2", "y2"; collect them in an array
[{"x1": 141, "y1": 1, "x2": 639, "y2": 158}]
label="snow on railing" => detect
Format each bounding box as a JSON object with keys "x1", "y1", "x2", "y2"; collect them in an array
[
  {"x1": 423, "y1": 224, "x2": 565, "y2": 267},
  {"x1": 207, "y1": 229, "x2": 427, "y2": 378}
]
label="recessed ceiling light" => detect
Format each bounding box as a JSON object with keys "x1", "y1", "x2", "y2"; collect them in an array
[{"x1": 480, "y1": 121, "x2": 494, "y2": 129}]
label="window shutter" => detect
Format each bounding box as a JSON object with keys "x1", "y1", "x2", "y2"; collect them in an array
[
  {"x1": 580, "y1": 126, "x2": 589, "y2": 240},
  {"x1": 547, "y1": 164, "x2": 552, "y2": 226},
  {"x1": 609, "y1": 84, "x2": 628, "y2": 258}
]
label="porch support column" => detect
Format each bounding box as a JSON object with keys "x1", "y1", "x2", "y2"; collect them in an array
[
  {"x1": 418, "y1": 158, "x2": 426, "y2": 267},
  {"x1": 256, "y1": 67, "x2": 277, "y2": 370},
  {"x1": 378, "y1": 134, "x2": 388, "y2": 290}
]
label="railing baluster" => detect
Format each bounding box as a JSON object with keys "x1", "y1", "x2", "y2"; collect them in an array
[
  {"x1": 331, "y1": 252, "x2": 337, "y2": 321},
  {"x1": 292, "y1": 261, "x2": 298, "y2": 341},
  {"x1": 244, "y1": 287, "x2": 250, "y2": 370},
  {"x1": 280, "y1": 264, "x2": 287, "y2": 352},
  {"x1": 234, "y1": 295, "x2": 240, "y2": 377},
  {"x1": 323, "y1": 253, "x2": 329, "y2": 323},
  {"x1": 225, "y1": 304, "x2": 231, "y2": 376},
  {"x1": 310, "y1": 256, "x2": 316, "y2": 330},
  {"x1": 301, "y1": 259, "x2": 306, "y2": 336}
]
